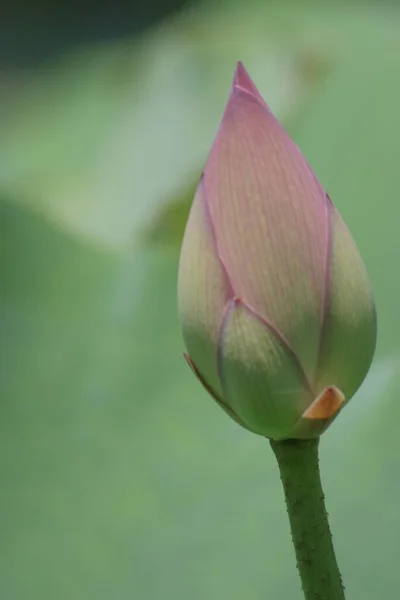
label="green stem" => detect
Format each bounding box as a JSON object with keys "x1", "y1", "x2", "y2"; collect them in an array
[{"x1": 270, "y1": 438, "x2": 345, "y2": 600}]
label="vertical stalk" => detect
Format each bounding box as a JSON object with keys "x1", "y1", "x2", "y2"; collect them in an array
[{"x1": 270, "y1": 438, "x2": 345, "y2": 600}]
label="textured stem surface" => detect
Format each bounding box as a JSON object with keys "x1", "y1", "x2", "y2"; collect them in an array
[{"x1": 270, "y1": 438, "x2": 345, "y2": 600}]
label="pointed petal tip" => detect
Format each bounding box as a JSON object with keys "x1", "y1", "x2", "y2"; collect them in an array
[
  {"x1": 232, "y1": 61, "x2": 265, "y2": 104},
  {"x1": 233, "y1": 61, "x2": 251, "y2": 87},
  {"x1": 233, "y1": 61, "x2": 246, "y2": 83}
]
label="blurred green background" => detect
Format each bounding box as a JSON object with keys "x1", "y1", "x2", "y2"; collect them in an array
[{"x1": 1, "y1": 0, "x2": 400, "y2": 598}]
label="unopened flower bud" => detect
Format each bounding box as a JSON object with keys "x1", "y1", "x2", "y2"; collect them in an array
[{"x1": 178, "y1": 62, "x2": 376, "y2": 441}]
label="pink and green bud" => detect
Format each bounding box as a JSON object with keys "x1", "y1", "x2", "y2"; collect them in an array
[{"x1": 178, "y1": 62, "x2": 376, "y2": 441}]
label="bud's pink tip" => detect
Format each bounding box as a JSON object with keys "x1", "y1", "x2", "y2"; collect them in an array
[{"x1": 232, "y1": 61, "x2": 268, "y2": 106}]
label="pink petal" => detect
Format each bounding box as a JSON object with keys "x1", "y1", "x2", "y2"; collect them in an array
[{"x1": 203, "y1": 62, "x2": 330, "y2": 380}]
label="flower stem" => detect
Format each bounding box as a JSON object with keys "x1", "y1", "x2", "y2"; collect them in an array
[{"x1": 270, "y1": 438, "x2": 345, "y2": 600}]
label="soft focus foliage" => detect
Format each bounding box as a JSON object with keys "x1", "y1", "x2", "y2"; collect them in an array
[{"x1": 1, "y1": 1, "x2": 400, "y2": 599}]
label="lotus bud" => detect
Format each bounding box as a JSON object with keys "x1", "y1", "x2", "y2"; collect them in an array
[{"x1": 178, "y1": 62, "x2": 376, "y2": 441}]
